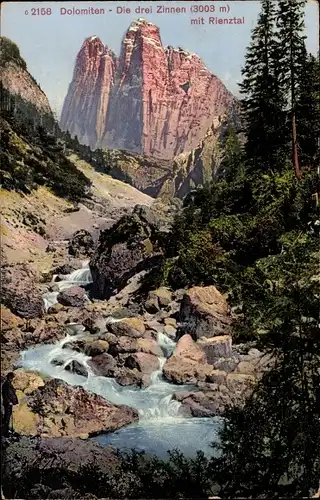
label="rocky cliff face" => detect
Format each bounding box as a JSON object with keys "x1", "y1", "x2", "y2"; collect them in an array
[
  {"x1": 170, "y1": 116, "x2": 229, "y2": 198},
  {"x1": 60, "y1": 19, "x2": 236, "y2": 160},
  {"x1": 97, "y1": 113, "x2": 241, "y2": 200},
  {"x1": 60, "y1": 36, "x2": 117, "y2": 148},
  {"x1": 0, "y1": 37, "x2": 54, "y2": 120}
]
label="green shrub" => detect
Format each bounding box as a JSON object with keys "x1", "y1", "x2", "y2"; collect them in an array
[{"x1": 0, "y1": 37, "x2": 27, "y2": 70}]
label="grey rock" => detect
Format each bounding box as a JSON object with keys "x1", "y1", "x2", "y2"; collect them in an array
[
  {"x1": 57, "y1": 286, "x2": 87, "y2": 308},
  {"x1": 88, "y1": 353, "x2": 117, "y2": 377},
  {"x1": 65, "y1": 360, "x2": 88, "y2": 377}
]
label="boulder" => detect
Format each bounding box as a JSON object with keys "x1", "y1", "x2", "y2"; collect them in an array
[
  {"x1": 1, "y1": 347, "x2": 20, "y2": 374},
  {"x1": 115, "y1": 367, "x2": 150, "y2": 388},
  {"x1": 164, "y1": 324, "x2": 177, "y2": 339},
  {"x1": 12, "y1": 369, "x2": 45, "y2": 395},
  {"x1": 47, "y1": 303, "x2": 65, "y2": 314},
  {"x1": 62, "y1": 340, "x2": 85, "y2": 353},
  {"x1": 84, "y1": 340, "x2": 109, "y2": 357},
  {"x1": 175, "y1": 334, "x2": 207, "y2": 363},
  {"x1": 162, "y1": 335, "x2": 210, "y2": 384},
  {"x1": 144, "y1": 319, "x2": 163, "y2": 333},
  {"x1": 12, "y1": 378, "x2": 138, "y2": 437},
  {"x1": 145, "y1": 287, "x2": 172, "y2": 312},
  {"x1": 154, "y1": 287, "x2": 172, "y2": 307},
  {"x1": 108, "y1": 270, "x2": 149, "y2": 308},
  {"x1": 65, "y1": 360, "x2": 88, "y2": 377},
  {"x1": 164, "y1": 317, "x2": 177, "y2": 328},
  {"x1": 234, "y1": 360, "x2": 256, "y2": 375},
  {"x1": 179, "y1": 396, "x2": 219, "y2": 417},
  {"x1": 256, "y1": 352, "x2": 275, "y2": 371},
  {"x1": 101, "y1": 332, "x2": 118, "y2": 344},
  {"x1": 133, "y1": 204, "x2": 160, "y2": 230},
  {"x1": 226, "y1": 372, "x2": 256, "y2": 392},
  {"x1": 175, "y1": 373, "x2": 257, "y2": 417},
  {"x1": 145, "y1": 293, "x2": 160, "y2": 313},
  {"x1": 68, "y1": 229, "x2": 94, "y2": 258},
  {"x1": 1, "y1": 264, "x2": 44, "y2": 319},
  {"x1": 108, "y1": 317, "x2": 145, "y2": 338},
  {"x1": 0, "y1": 305, "x2": 25, "y2": 332},
  {"x1": 163, "y1": 357, "x2": 211, "y2": 385},
  {"x1": 3, "y1": 435, "x2": 121, "y2": 500},
  {"x1": 197, "y1": 335, "x2": 233, "y2": 364},
  {"x1": 90, "y1": 208, "x2": 164, "y2": 299},
  {"x1": 124, "y1": 352, "x2": 160, "y2": 374},
  {"x1": 171, "y1": 390, "x2": 194, "y2": 402},
  {"x1": 32, "y1": 322, "x2": 67, "y2": 344},
  {"x1": 88, "y1": 353, "x2": 117, "y2": 377},
  {"x1": 52, "y1": 263, "x2": 76, "y2": 275},
  {"x1": 137, "y1": 337, "x2": 163, "y2": 357},
  {"x1": 82, "y1": 316, "x2": 103, "y2": 334},
  {"x1": 205, "y1": 369, "x2": 228, "y2": 385},
  {"x1": 57, "y1": 286, "x2": 87, "y2": 307},
  {"x1": 108, "y1": 336, "x2": 138, "y2": 356},
  {"x1": 174, "y1": 388, "x2": 225, "y2": 417},
  {"x1": 213, "y1": 357, "x2": 238, "y2": 373},
  {"x1": 179, "y1": 286, "x2": 232, "y2": 339}
]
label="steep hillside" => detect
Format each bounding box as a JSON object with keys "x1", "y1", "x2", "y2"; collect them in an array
[
  {"x1": 0, "y1": 37, "x2": 55, "y2": 131},
  {"x1": 0, "y1": 37, "x2": 155, "y2": 275},
  {"x1": 93, "y1": 112, "x2": 242, "y2": 200}
]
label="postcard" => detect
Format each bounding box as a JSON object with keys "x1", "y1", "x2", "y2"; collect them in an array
[{"x1": 1, "y1": 2, "x2": 319, "y2": 499}]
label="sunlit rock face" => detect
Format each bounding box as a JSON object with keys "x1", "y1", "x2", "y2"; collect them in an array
[{"x1": 60, "y1": 19, "x2": 236, "y2": 159}]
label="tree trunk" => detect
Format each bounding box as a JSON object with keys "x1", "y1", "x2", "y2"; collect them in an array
[{"x1": 292, "y1": 111, "x2": 301, "y2": 179}]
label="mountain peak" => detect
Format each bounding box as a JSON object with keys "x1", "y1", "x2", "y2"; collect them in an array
[
  {"x1": 126, "y1": 18, "x2": 161, "y2": 41},
  {"x1": 128, "y1": 18, "x2": 154, "y2": 29},
  {"x1": 60, "y1": 21, "x2": 235, "y2": 159}
]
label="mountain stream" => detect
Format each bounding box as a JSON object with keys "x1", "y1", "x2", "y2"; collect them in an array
[{"x1": 19, "y1": 263, "x2": 222, "y2": 459}]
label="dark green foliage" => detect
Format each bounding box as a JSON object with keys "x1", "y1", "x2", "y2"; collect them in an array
[
  {"x1": 0, "y1": 80, "x2": 56, "y2": 133},
  {"x1": 162, "y1": 164, "x2": 317, "y2": 293},
  {"x1": 296, "y1": 50, "x2": 320, "y2": 168},
  {"x1": 0, "y1": 60, "x2": 111, "y2": 200},
  {"x1": 166, "y1": 229, "x2": 230, "y2": 290},
  {"x1": 276, "y1": 0, "x2": 307, "y2": 109},
  {"x1": 217, "y1": 125, "x2": 245, "y2": 182},
  {"x1": 239, "y1": 0, "x2": 287, "y2": 172},
  {"x1": 4, "y1": 447, "x2": 216, "y2": 499},
  {"x1": 212, "y1": 238, "x2": 320, "y2": 497},
  {"x1": 0, "y1": 82, "x2": 115, "y2": 201},
  {"x1": 0, "y1": 113, "x2": 91, "y2": 201},
  {"x1": 145, "y1": 1, "x2": 320, "y2": 497},
  {"x1": 56, "y1": 127, "x2": 112, "y2": 173},
  {"x1": 0, "y1": 37, "x2": 27, "y2": 70},
  {"x1": 275, "y1": 0, "x2": 309, "y2": 179}
]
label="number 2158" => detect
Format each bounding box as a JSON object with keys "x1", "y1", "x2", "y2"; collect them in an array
[{"x1": 31, "y1": 8, "x2": 52, "y2": 15}]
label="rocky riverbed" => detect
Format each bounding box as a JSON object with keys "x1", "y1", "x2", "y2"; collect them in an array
[{"x1": 1, "y1": 202, "x2": 274, "y2": 499}]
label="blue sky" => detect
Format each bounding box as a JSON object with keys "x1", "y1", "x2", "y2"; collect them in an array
[{"x1": 2, "y1": 1, "x2": 319, "y2": 118}]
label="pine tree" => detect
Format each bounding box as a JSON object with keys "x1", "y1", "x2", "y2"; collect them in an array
[
  {"x1": 275, "y1": 0, "x2": 308, "y2": 179},
  {"x1": 296, "y1": 50, "x2": 320, "y2": 170},
  {"x1": 218, "y1": 125, "x2": 244, "y2": 182},
  {"x1": 212, "y1": 236, "x2": 320, "y2": 497},
  {"x1": 239, "y1": 0, "x2": 286, "y2": 173}
]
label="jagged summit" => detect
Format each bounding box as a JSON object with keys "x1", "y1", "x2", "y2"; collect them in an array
[
  {"x1": 128, "y1": 18, "x2": 154, "y2": 29},
  {"x1": 80, "y1": 36, "x2": 116, "y2": 62},
  {"x1": 60, "y1": 21, "x2": 236, "y2": 159}
]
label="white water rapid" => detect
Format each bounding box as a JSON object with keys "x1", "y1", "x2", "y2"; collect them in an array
[
  {"x1": 20, "y1": 264, "x2": 222, "y2": 459},
  {"x1": 42, "y1": 260, "x2": 93, "y2": 311}
]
